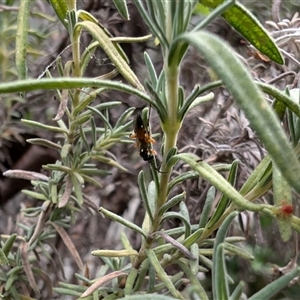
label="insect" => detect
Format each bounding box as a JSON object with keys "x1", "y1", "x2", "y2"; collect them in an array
[
  {"x1": 275, "y1": 200, "x2": 294, "y2": 218},
  {"x1": 130, "y1": 114, "x2": 156, "y2": 161}
]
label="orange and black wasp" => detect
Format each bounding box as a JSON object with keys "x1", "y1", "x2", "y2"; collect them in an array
[{"x1": 130, "y1": 113, "x2": 157, "y2": 161}]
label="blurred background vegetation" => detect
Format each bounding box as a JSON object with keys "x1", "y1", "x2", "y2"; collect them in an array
[{"x1": 1, "y1": 0, "x2": 300, "y2": 299}]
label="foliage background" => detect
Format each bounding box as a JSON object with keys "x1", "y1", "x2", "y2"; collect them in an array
[{"x1": 0, "y1": 0, "x2": 300, "y2": 299}]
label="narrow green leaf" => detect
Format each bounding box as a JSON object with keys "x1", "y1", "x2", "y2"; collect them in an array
[
  {"x1": 80, "y1": 17, "x2": 130, "y2": 78},
  {"x1": 21, "y1": 190, "x2": 48, "y2": 201},
  {"x1": 124, "y1": 268, "x2": 138, "y2": 295},
  {"x1": 148, "y1": 262, "x2": 156, "y2": 292},
  {"x1": 70, "y1": 173, "x2": 83, "y2": 205},
  {"x1": 172, "y1": 31, "x2": 300, "y2": 194},
  {"x1": 273, "y1": 98, "x2": 287, "y2": 121},
  {"x1": 179, "y1": 201, "x2": 190, "y2": 223},
  {"x1": 165, "y1": 147, "x2": 178, "y2": 167},
  {"x1": 248, "y1": 267, "x2": 300, "y2": 300},
  {"x1": 190, "y1": 243, "x2": 200, "y2": 275},
  {"x1": 177, "y1": 260, "x2": 209, "y2": 300},
  {"x1": 145, "y1": 249, "x2": 184, "y2": 299},
  {"x1": 198, "y1": 254, "x2": 213, "y2": 270},
  {"x1": 132, "y1": 0, "x2": 168, "y2": 49},
  {"x1": 229, "y1": 281, "x2": 245, "y2": 300},
  {"x1": 112, "y1": 0, "x2": 130, "y2": 20},
  {"x1": 147, "y1": 181, "x2": 157, "y2": 221},
  {"x1": 212, "y1": 212, "x2": 238, "y2": 300},
  {"x1": 133, "y1": 259, "x2": 149, "y2": 292},
  {"x1": 115, "y1": 107, "x2": 135, "y2": 129},
  {"x1": 184, "y1": 92, "x2": 214, "y2": 115},
  {"x1": 183, "y1": 228, "x2": 204, "y2": 248},
  {"x1": 138, "y1": 171, "x2": 154, "y2": 222},
  {"x1": 273, "y1": 165, "x2": 293, "y2": 242},
  {"x1": 2, "y1": 234, "x2": 17, "y2": 256},
  {"x1": 285, "y1": 217, "x2": 300, "y2": 238},
  {"x1": 239, "y1": 155, "x2": 272, "y2": 196},
  {"x1": 79, "y1": 127, "x2": 89, "y2": 153},
  {"x1": 5, "y1": 273, "x2": 18, "y2": 292},
  {"x1": 53, "y1": 287, "x2": 82, "y2": 297},
  {"x1": 87, "y1": 106, "x2": 112, "y2": 131},
  {"x1": 215, "y1": 244, "x2": 230, "y2": 299},
  {"x1": 21, "y1": 119, "x2": 68, "y2": 134},
  {"x1": 258, "y1": 82, "x2": 300, "y2": 119},
  {"x1": 194, "y1": 0, "x2": 235, "y2": 33},
  {"x1": 224, "y1": 242, "x2": 254, "y2": 261},
  {"x1": 158, "y1": 192, "x2": 186, "y2": 216},
  {"x1": 75, "y1": 20, "x2": 143, "y2": 90},
  {"x1": 288, "y1": 89, "x2": 300, "y2": 145},
  {"x1": 49, "y1": 0, "x2": 68, "y2": 28},
  {"x1": 90, "y1": 117, "x2": 97, "y2": 147},
  {"x1": 224, "y1": 3, "x2": 283, "y2": 64},
  {"x1": 56, "y1": 282, "x2": 87, "y2": 292},
  {"x1": 199, "y1": 186, "x2": 215, "y2": 228},
  {"x1": 50, "y1": 182, "x2": 58, "y2": 204},
  {"x1": 61, "y1": 143, "x2": 71, "y2": 158},
  {"x1": 16, "y1": 0, "x2": 30, "y2": 79},
  {"x1": 161, "y1": 212, "x2": 191, "y2": 238},
  {"x1": 91, "y1": 155, "x2": 128, "y2": 173},
  {"x1": 172, "y1": 154, "x2": 264, "y2": 212},
  {"x1": 199, "y1": 1, "x2": 283, "y2": 64},
  {"x1": 99, "y1": 207, "x2": 146, "y2": 238},
  {"x1": 74, "y1": 92, "x2": 117, "y2": 116},
  {"x1": 168, "y1": 171, "x2": 199, "y2": 193},
  {"x1": 207, "y1": 160, "x2": 238, "y2": 229},
  {"x1": 27, "y1": 138, "x2": 62, "y2": 150},
  {"x1": 0, "y1": 78, "x2": 155, "y2": 107},
  {"x1": 144, "y1": 52, "x2": 158, "y2": 86},
  {"x1": 7, "y1": 265, "x2": 23, "y2": 278},
  {"x1": 0, "y1": 249, "x2": 9, "y2": 265}
]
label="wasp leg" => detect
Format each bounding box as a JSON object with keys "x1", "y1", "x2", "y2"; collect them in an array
[{"x1": 144, "y1": 134, "x2": 156, "y2": 144}]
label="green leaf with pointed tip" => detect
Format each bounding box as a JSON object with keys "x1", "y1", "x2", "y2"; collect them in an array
[
  {"x1": 49, "y1": 0, "x2": 68, "y2": 28},
  {"x1": 229, "y1": 281, "x2": 245, "y2": 300},
  {"x1": 138, "y1": 172, "x2": 154, "y2": 222},
  {"x1": 248, "y1": 267, "x2": 300, "y2": 300},
  {"x1": 239, "y1": 155, "x2": 272, "y2": 196},
  {"x1": 207, "y1": 160, "x2": 238, "y2": 229},
  {"x1": 177, "y1": 259, "x2": 209, "y2": 300},
  {"x1": 169, "y1": 31, "x2": 300, "y2": 195},
  {"x1": 99, "y1": 207, "x2": 147, "y2": 239},
  {"x1": 199, "y1": 1, "x2": 283, "y2": 64},
  {"x1": 258, "y1": 83, "x2": 300, "y2": 119},
  {"x1": 74, "y1": 20, "x2": 143, "y2": 90},
  {"x1": 2, "y1": 234, "x2": 17, "y2": 256},
  {"x1": 190, "y1": 243, "x2": 200, "y2": 275},
  {"x1": 161, "y1": 212, "x2": 191, "y2": 238},
  {"x1": 145, "y1": 249, "x2": 184, "y2": 299},
  {"x1": 112, "y1": 0, "x2": 130, "y2": 20},
  {"x1": 199, "y1": 186, "x2": 215, "y2": 228},
  {"x1": 0, "y1": 249, "x2": 9, "y2": 265},
  {"x1": 222, "y1": 3, "x2": 283, "y2": 64},
  {"x1": 171, "y1": 154, "x2": 263, "y2": 212},
  {"x1": 124, "y1": 268, "x2": 139, "y2": 295},
  {"x1": 158, "y1": 192, "x2": 186, "y2": 216}
]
